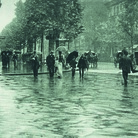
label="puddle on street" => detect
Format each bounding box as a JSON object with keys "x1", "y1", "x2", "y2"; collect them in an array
[{"x1": 0, "y1": 72, "x2": 138, "y2": 138}]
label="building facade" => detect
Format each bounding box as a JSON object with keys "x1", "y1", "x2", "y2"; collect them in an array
[
  {"x1": 106, "y1": 0, "x2": 124, "y2": 17},
  {"x1": 106, "y1": 0, "x2": 138, "y2": 53}
]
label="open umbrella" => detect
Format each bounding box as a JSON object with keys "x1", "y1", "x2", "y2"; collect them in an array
[
  {"x1": 66, "y1": 51, "x2": 78, "y2": 63},
  {"x1": 56, "y1": 46, "x2": 68, "y2": 53},
  {"x1": 55, "y1": 46, "x2": 68, "y2": 58}
]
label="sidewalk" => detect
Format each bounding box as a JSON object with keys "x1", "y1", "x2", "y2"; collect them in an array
[
  {"x1": 88, "y1": 62, "x2": 120, "y2": 74},
  {"x1": 0, "y1": 61, "x2": 138, "y2": 76},
  {"x1": 0, "y1": 62, "x2": 71, "y2": 76},
  {"x1": 88, "y1": 62, "x2": 138, "y2": 76}
]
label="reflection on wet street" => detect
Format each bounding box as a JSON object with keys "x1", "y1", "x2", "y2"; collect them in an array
[{"x1": 0, "y1": 72, "x2": 138, "y2": 138}]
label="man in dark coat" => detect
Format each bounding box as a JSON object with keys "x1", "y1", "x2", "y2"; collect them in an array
[
  {"x1": 77, "y1": 54, "x2": 88, "y2": 78},
  {"x1": 32, "y1": 56, "x2": 40, "y2": 78},
  {"x1": 31, "y1": 51, "x2": 40, "y2": 78},
  {"x1": 1, "y1": 51, "x2": 7, "y2": 68},
  {"x1": 119, "y1": 50, "x2": 133, "y2": 86},
  {"x1": 46, "y1": 51, "x2": 55, "y2": 77}
]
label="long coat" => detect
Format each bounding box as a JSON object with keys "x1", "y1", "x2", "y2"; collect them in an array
[
  {"x1": 77, "y1": 56, "x2": 88, "y2": 69},
  {"x1": 46, "y1": 54, "x2": 55, "y2": 68},
  {"x1": 119, "y1": 56, "x2": 133, "y2": 73}
]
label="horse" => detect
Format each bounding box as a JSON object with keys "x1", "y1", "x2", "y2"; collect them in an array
[{"x1": 85, "y1": 51, "x2": 98, "y2": 68}]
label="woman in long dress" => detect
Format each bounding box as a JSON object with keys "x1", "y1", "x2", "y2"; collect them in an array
[{"x1": 55, "y1": 51, "x2": 65, "y2": 78}]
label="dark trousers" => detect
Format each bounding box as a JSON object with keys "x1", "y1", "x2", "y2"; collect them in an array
[
  {"x1": 79, "y1": 68, "x2": 85, "y2": 78},
  {"x1": 14, "y1": 60, "x2": 17, "y2": 68},
  {"x1": 33, "y1": 68, "x2": 38, "y2": 77},
  {"x1": 72, "y1": 68, "x2": 76, "y2": 77},
  {"x1": 122, "y1": 70, "x2": 128, "y2": 86},
  {"x1": 48, "y1": 66, "x2": 55, "y2": 77}
]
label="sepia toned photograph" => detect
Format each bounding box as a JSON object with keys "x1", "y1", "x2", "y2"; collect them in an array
[{"x1": 0, "y1": 0, "x2": 138, "y2": 137}]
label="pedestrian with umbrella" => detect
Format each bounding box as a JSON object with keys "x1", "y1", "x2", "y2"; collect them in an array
[
  {"x1": 66, "y1": 51, "x2": 78, "y2": 77},
  {"x1": 69, "y1": 56, "x2": 78, "y2": 77},
  {"x1": 66, "y1": 51, "x2": 78, "y2": 64}
]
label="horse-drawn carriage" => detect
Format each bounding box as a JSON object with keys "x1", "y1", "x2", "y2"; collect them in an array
[{"x1": 84, "y1": 51, "x2": 98, "y2": 68}]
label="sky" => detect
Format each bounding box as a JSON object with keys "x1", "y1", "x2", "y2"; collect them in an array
[{"x1": 0, "y1": 0, "x2": 20, "y2": 33}]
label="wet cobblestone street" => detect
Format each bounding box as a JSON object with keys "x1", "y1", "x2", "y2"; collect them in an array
[{"x1": 0, "y1": 62, "x2": 138, "y2": 138}]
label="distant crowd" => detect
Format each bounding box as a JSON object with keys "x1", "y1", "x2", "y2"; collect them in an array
[{"x1": 1, "y1": 50, "x2": 18, "y2": 69}]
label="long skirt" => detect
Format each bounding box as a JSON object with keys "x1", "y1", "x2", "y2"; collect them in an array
[{"x1": 55, "y1": 62, "x2": 63, "y2": 78}]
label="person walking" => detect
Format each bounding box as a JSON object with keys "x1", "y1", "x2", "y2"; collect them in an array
[
  {"x1": 1, "y1": 51, "x2": 7, "y2": 68},
  {"x1": 58, "y1": 51, "x2": 65, "y2": 67},
  {"x1": 6, "y1": 51, "x2": 10, "y2": 68},
  {"x1": 77, "y1": 54, "x2": 88, "y2": 78},
  {"x1": 46, "y1": 51, "x2": 55, "y2": 77},
  {"x1": 31, "y1": 51, "x2": 40, "y2": 78},
  {"x1": 12, "y1": 52, "x2": 18, "y2": 69},
  {"x1": 55, "y1": 51, "x2": 65, "y2": 78},
  {"x1": 69, "y1": 56, "x2": 77, "y2": 77},
  {"x1": 119, "y1": 50, "x2": 134, "y2": 86}
]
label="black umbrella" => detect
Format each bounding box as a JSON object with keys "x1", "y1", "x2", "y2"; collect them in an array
[{"x1": 66, "y1": 51, "x2": 78, "y2": 63}]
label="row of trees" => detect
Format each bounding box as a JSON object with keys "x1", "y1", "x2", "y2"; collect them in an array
[
  {"x1": 0, "y1": 0, "x2": 84, "y2": 52},
  {"x1": 79, "y1": 0, "x2": 138, "y2": 61},
  {"x1": 81, "y1": 0, "x2": 108, "y2": 52},
  {"x1": 1, "y1": 0, "x2": 138, "y2": 59},
  {"x1": 119, "y1": 0, "x2": 138, "y2": 53},
  {"x1": 94, "y1": 0, "x2": 138, "y2": 56}
]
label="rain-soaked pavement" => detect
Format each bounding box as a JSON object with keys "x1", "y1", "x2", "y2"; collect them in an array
[{"x1": 0, "y1": 62, "x2": 138, "y2": 138}]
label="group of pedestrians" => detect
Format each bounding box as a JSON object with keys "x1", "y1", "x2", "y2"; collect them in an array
[
  {"x1": 30, "y1": 50, "x2": 91, "y2": 79},
  {"x1": 30, "y1": 50, "x2": 66, "y2": 79},
  {"x1": 46, "y1": 51, "x2": 89, "y2": 79},
  {"x1": 1, "y1": 50, "x2": 18, "y2": 69},
  {"x1": 1, "y1": 51, "x2": 11, "y2": 68},
  {"x1": 46, "y1": 51, "x2": 65, "y2": 78}
]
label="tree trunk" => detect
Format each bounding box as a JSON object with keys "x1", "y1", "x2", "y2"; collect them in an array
[
  {"x1": 131, "y1": 35, "x2": 133, "y2": 53},
  {"x1": 49, "y1": 39, "x2": 54, "y2": 52},
  {"x1": 27, "y1": 38, "x2": 33, "y2": 52},
  {"x1": 34, "y1": 38, "x2": 36, "y2": 51},
  {"x1": 41, "y1": 32, "x2": 44, "y2": 53}
]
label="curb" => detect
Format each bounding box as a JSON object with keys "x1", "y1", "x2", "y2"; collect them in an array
[
  {"x1": 1, "y1": 70, "x2": 138, "y2": 76},
  {"x1": 0, "y1": 69, "x2": 72, "y2": 76}
]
